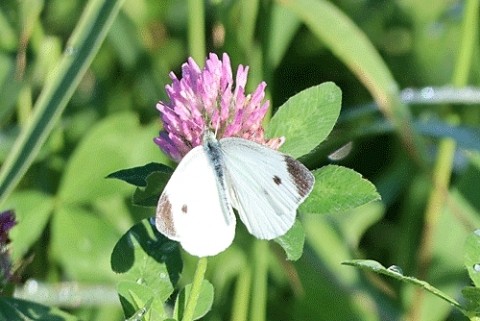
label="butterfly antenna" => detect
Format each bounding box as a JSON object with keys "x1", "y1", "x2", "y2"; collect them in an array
[{"x1": 213, "y1": 115, "x2": 221, "y2": 137}]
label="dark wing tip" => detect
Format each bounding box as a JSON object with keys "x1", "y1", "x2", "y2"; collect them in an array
[
  {"x1": 284, "y1": 156, "x2": 315, "y2": 198},
  {"x1": 156, "y1": 194, "x2": 177, "y2": 237}
]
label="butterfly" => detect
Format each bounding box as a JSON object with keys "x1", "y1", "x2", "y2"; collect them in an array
[{"x1": 155, "y1": 130, "x2": 315, "y2": 257}]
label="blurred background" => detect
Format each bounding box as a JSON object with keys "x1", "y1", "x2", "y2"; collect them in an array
[{"x1": 1, "y1": 0, "x2": 480, "y2": 320}]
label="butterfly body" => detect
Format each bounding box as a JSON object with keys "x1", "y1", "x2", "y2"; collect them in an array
[{"x1": 156, "y1": 130, "x2": 314, "y2": 257}]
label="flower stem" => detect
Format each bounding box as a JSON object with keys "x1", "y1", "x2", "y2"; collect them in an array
[
  {"x1": 416, "y1": 136, "x2": 456, "y2": 275},
  {"x1": 409, "y1": 0, "x2": 478, "y2": 319},
  {"x1": 250, "y1": 240, "x2": 268, "y2": 321},
  {"x1": 415, "y1": 0, "x2": 478, "y2": 281},
  {"x1": 239, "y1": 0, "x2": 259, "y2": 56},
  {"x1": 187, "y1": 0, "x2": 205, "y2": 65},
  {"x1": 231, "y1": 264, "x2": 252, "y2": 321},
  {"x1": 452, "y1": 0, "x2": 478, "y2": 86},
  {"x1": 182, "y1": 257, "x2": 208, "y2": 321}
]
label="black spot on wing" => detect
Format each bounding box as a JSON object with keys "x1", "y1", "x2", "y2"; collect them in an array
[
  {"x1": 273, "y1": 175, "x2": 282, "y2": 185},
  {"x1": 181, "y1": 204, "x2": 188, "y2": 214},
  {"x1": 284, "y1": 155, "x2": 314, "y2": 198}
]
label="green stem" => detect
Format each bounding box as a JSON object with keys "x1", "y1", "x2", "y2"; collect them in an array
[
  {"x1": 416, "y1": 0, "x2": 478, "y2": 281},
  {"x1": 452, "y1": 0, "x2": 478, "y2": 86},
  {"x1": 410, "y1": 0, "x2": 478, "y2": 319},
  {"x1": 231, "y1": 264, "x2": 252, "y2": 321},
  {"x1": 187, "y1": 0, "x2": 206, "y2": 65},
  {"x1": 416, "y1": 137, "x2": 456, "y2": 276},
  {"x1": 250, "y1": 240, "x2": 268, "y2": 321},
  {"x1": 182, "y1": 257, "x2": 208, "y2": 321},
  {"x1": 239, "y1": 0, "x2": 259, "y2": 56}
]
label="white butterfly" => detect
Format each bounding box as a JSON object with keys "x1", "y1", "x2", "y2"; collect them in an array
[{"x1": 155, "y1": 130, "x2": 315, "y2": 257}]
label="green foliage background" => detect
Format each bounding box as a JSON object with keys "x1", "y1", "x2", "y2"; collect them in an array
[{"x1": 1, "y1": 0, "x2": 480, "y2": 320}]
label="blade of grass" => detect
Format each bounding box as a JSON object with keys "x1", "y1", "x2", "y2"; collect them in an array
[
  {"x1": 277, "y1": 0, "x2": 427, "y2": 165},
  {"x1": 239, "y1": 0, "x2": 260, "y2": 57},
  {"x1": 0, "y1": 0, "x2": 126, "y2": 205},
  {"x1": 264, "y1": 3, "x2": 300, "y2": 71}
]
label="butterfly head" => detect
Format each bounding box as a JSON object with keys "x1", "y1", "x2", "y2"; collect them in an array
[{"x1": 201, "y1": 129, "x2": 218, "y2": 145}]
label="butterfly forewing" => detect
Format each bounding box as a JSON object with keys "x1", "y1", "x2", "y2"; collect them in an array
[
  {"x1": 220, "y1": 137, "x2": 314, "y2": 240},
  {"x1": 155, "y1": 146, "x2": 236, "y2": 257}
]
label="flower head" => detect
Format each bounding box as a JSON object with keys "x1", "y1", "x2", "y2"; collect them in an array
[
  {"x1": 0, "y1": 210, "x2": 15, "y2": 245},
  {"x1": 154, "y1": 53, "x2": 283, "y2": 161},
  {"x1": 0, "y1": 210, "x2": 16, "y2": 291}
]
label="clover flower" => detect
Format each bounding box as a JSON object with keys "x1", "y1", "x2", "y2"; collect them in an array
[
  {"x1": 154, "y1": 53, "x2": 283, "y2": 161},
  {"x1": 0, "y1": 210, "x2": 15, "y2": 244},
  {"x1": 0, "y1": 210, "x2": 16, "y2": 291}
]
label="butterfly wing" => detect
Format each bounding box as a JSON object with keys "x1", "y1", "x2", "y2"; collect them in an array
[
  {"x1": 155, "y1": 146, "x2": 236, "y2": 257},
  {"x1": 220, "y1": 137, "x2": 314, "y2": 239}
]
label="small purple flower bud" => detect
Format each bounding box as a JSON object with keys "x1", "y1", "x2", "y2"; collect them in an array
[
  {"x1": 0, "y1": 210, "x2": 16, "y2": 291},
  {"x1": 0, "y1": 210, "x2": 16, "y2": 244}
]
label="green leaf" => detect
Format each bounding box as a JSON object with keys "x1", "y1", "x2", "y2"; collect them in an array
[
  {"x1": 465, "y1": 230, "x2": 480, "y2": 287},
  {"x1": 117, "y1": 282, "x2": 164, "y2": 321},
  {"x1": 0, "y1": 297, "x2": 78, "y2": 321},
  {"x1": 274, "y1": 220, "x2": 305, "y2": 261},
  {"x1": 266, "y1": 82, "x2": 341, "y2": 159},
  {"x1": 124, "y1": 298, "x2": 153, "y2": 321},
  {"x1": 51, "y1": 205, "x2": 120, "y2": 282},
  {"x1": 173, "y1": 280, "x2": 214, "y2": 321},
  {"x1": 462, "y1": 287, "x2": 480, "y2": 317},
  {"x1": 133, "y1": 171, "x2": 173, "y2": 207},
  {"x1": 342, "y1": 260, "x2": 465, "y2": 313},
  {"x1": 58, "y1": 114, "x2": 161, "y2": 204},
  {"x1": 301, "y1": 165, "x2": 380, "y2": 215},
  {"x1": 0, "y1": 0, "x2": 127, "y2": 205},
  {"x1": 111, "y1": 219, "x2": 182, "y2": 317},
  {"x1": 4, "y1": 191, "x2": 54, "y2": 261},
  {"x1": 107, "y1": 162, "x2": 174, "y2": 207},
  {"x1": 107, "y1": 162, "x2": 173, "y2": 188}
]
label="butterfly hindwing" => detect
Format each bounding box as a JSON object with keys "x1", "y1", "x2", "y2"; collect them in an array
[
  {"x1": 220, "y1": 137, "x2": 314, "y2": 240},
  {"x1": 155, "y1": 145, "x2": 236, "y2": 257}
]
